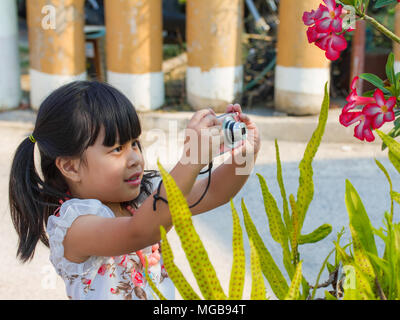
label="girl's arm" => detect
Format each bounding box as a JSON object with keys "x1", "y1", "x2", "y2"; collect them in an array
[
  {"x1": 188, "y1": 150, "x2": 259, "y2": 215},
  {"x1": 63, "y1": 160, "x2": 204, "y2": 263}
]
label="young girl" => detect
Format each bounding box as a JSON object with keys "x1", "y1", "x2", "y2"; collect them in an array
[{"x1": 9, "y1": 81, "x2": 260, "y2": 300}]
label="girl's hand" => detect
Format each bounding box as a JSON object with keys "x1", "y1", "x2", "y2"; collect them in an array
[
  {"x1": 181, "y1": 108, "x2": 223, "y2": 170},
  {"x1": 226, "y1": 104, "x2": 261, "y2": 157}
]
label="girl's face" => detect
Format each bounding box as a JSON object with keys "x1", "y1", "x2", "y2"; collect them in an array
[{"x1": 75, "y1": 126, "x2": 145, "y2": 205}]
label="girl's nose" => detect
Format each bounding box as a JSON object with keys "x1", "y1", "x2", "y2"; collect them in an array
[{"x1": 127, "y1": 147, "x2": 142, "y2": 168}]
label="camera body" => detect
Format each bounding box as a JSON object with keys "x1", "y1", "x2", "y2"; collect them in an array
[{"x1": 217, "y1": 112, "x2": 247, "y2": 153}]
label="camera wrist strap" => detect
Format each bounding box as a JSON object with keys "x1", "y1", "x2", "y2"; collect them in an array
[{"x1": 152, "y1": 161, "x2": 213, "y2": 211}]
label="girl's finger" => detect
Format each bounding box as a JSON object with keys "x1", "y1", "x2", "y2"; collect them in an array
[
  {"x1": 233, "y1": 103, "x2": 242, "y2": 114},
  {"x1": 238, "y1": 113, "x2": 250, "y2": 123},
  {"x1": 226, "y1": 104, "x2": 234, "y2": 114}
]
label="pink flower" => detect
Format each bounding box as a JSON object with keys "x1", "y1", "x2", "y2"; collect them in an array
[
  {"x1": 315, "y1": 0, "x2": 343, "y2": 33},
  {"x1": 303, "y1": 0, "x2": 352, "y2": 61},
  {"x1": 306, "y1": 25, "x2": 329, "y2": 44},
  {"x1": 339, "y1": 111, "x2": 375, "y2": 142},
  {"x1": 315, "y1": 32, "x2": 348, "y2": 61},
  {"x1": 303, "y1": 4, "x2": 326, "y2": 26},
  {"x1": 362, "y1": 89, "x2": 396, "y2": 129},
  {"x1": 343, "y1": 76, "x2": 376, "y2": 112}
]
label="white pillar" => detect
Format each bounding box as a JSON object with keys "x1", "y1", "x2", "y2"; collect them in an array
[
  {"x1": 0, "y1": 0, "x2": 21, "y2": 110},
  {"x1": 105, "y1": 0, "x2": 164, "y2": 111},
  {"x1": 186, "y1": 0, "x2": 244, "y2": 112},
  {"x1": 27, "y1": 0, "x2": 87, "y2": 110}
]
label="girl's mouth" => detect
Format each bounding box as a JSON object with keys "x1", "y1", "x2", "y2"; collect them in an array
[{"x1": 125, "y1": 177, "x2": 141, "y2": 186}]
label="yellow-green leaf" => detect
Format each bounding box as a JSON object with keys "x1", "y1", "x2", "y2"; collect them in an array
[
  {"x1": 256, "y1": 173, "x2": 288, "y2": 247},
  {"x1": 159, "y1": 226, "x2": 201, "y2": 300},
  {"x1": 284, "y1": 261, "x2": 303, "y2": 300},
  {"x1": 297, "y1": 82, "x2": 330, "y2": 229},
  {"x1": 157, "y1": 160, "x2": 226, "y2": 300},
  {"x1": 350, "y1": 224, "x2": 376, "y2": 286},
  {"x1": 249, "y1": 238, "x2": 267, "y2": 300},
  {"x1": 229, "y1": 199, "x2": 245, "y2": 300},
  {"x1": 376, "y1": 130, "x2": 400, "y2": 160},
  {"x1": 388, "y1": 150, "x2": 400, "y2": 175},
  {"x1": 289, "y1": 194, "x2": 299, "y2": 262},
  {"x1": 345, "y1": 179, "x2": 378, "y2": 256},
  {"x1": 275, "y1": 139, "x2": 291, "y2": 233},
  {"x1": 298, "y1": 224, "x2": 332, "y2": 244},
  {"x1": 241, "y1": 198, "x2": 289, "y2": 300},
  {"x1": 145, "y1": 256, "x2": 167, "y2": 300}
]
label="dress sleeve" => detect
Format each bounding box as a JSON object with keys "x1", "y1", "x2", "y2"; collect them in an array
[{"x1": 46, "y1": 198, "x2": 115, "y2": 279}]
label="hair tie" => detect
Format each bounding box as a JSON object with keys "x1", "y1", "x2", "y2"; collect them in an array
[{"x1": 29, "y1": 135, "x2": 36, "y2": 144}]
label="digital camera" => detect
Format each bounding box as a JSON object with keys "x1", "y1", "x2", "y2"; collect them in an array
[{"x1": 217, "y1": 112, "x2": 247, "y2": 152}]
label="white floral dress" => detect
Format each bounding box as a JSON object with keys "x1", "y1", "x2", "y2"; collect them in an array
[{"x1": 46, "y1": 196, "x2": 175, "y2": 300}]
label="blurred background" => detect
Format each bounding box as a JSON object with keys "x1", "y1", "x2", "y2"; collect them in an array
[{"x1": 1, "y1": 0, "x2": 397, "y2": 116}]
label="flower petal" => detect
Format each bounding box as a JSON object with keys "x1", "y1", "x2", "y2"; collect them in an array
[
  {"x1": 350, "y1": 76, "x2": 359, "y2": 91},
  {"x1": 386, "y1": 96, "x2": 396, "y2": 109},
  {"x1": 325, "y1": 44, "x2": 340, "y2": 61},
  {"x1": 331, "y1": 34, "x2": 347, "y2": 51},
  {"x1": 303, "y1": 10, "x2": 316, "y2": 26},
  {"x1": 339, "y1": 111, "x2": 362, "y2": 127},
  {"x1": 343, "y1": 101, "x2": 356, "y2": 113},
  {"x1": 363, "y1": 128, "x2": 375, "y2": 142},
  {"x1": 323, "y1": 0, "x2": 336, "y2": 11},
  {"x1": 384, "y1": 111, "x2": 395, "y2": 122},
  {"x1": 315, "y1": 18, "x2": 332, "y2": 33},
  {"x1": 373, "y1": 89, "x2": 385, "y2": 106},
  {"x1": 331, "y1": 17, "x2": 343, "y2": 33},
  {"x1": 372, "y1": 113, "x2": 385, "y2": 129},
  {"x1": 354, "y1": 122, "x2": 365, "y2": 141},
  {"x1": 362, "y1": 104, "x2": 381, "y2": 117}
]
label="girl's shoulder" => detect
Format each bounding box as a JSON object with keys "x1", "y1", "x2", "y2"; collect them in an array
[{"x1": 47, "y1": 198, "x2": 115, "y2": 234}]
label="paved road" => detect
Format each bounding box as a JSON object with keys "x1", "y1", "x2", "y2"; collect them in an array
[{"x1": 0, "y1": 121, "x2": 396, "y2": 300}]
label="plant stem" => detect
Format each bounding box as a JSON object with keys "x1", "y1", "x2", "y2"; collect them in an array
[{"x1": 357, "y1": 12, "x2": 400, "y2": 45}]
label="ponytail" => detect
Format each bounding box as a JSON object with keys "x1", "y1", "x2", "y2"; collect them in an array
[{"x1": 8, "y1": 136, "x2": 65, "y2": 262}]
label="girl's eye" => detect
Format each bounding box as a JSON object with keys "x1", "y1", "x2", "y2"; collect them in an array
[
  {"x1": 112, "y1": 146, "x2": 123, "y2": 153},
  {"x1": 132, "y1": 140, "x2": 139, "y2": 148}
]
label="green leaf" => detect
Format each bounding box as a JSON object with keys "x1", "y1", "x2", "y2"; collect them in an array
[
  {"x1": 249, "y1": 238, "x2": 268, "y2": 300},
  {"x1": 337, "y1": 0, "x2": 355, "y2": 5},
  {"x1": 375, "y1": 159, "x2": 394, "y2": 219},
  {"x1": 289, "y1": 194, "x2": 300, "y2": 264},
  {"x1": 298, "y1": 224, "x2": 333, "y2": 244},
  {"x1": 386, "y1": 52, "x2": 396, "y2": 86},
  {"x1": 157, "y1": 160, "x2": 226, "y2": 300},
  {"x1": 325, "y1": 290, "x2": 337, "y2": 300},
  {"x1": 275, "y1": 139, "x2": 291, "y2": 235},
  {"x1": 345, "y1": 180, "x2": 378, "y2": 256},
  {"x1": 388, "y1": 150, "x2": 400, "y2": 175},
  {"x1": 284, "y1": 261, "x2": 303, "y2": 300},
  {"x1": 241, "y1": 198, "x2": 289, "y2": 300},
  {"x1": 228, "y1": 200, "x2": 245, "y2": 300},
  {"x1": 159, "y1": 226, "x2": 201, "y2": 300},
  {"x1": 296, "y1": 82, "x2": 330, "y2": 230},
  {"x1": 359, "y1": 73, "x2": 391, "y2": 94},
  {"x1": 256, "y1": 173, "x2": 288, "y2": 247},
  {"x1": 374, "y1": 0, "x2": 398, "y2": 9}
]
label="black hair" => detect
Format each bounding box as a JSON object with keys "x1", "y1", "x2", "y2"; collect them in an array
[{"x1": 9, "y1": 81, "x2": 159, "y2": 262}]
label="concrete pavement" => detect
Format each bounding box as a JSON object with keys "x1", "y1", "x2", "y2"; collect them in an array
[{"x1": 0, "y1": 107, "x2": 395, "y2": 299}]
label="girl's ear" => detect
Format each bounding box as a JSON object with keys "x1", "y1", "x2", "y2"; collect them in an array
[{"x1": 55, "y1": 157, "x2": 82, "y2": 183}]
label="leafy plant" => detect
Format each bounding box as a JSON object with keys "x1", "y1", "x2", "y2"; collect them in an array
[
  {"x1": 323, "y1": 130, "x2": 400, "y2": 300},
  {"x1": 146, "y1": 83, "x2": 333, "y2": 300}
]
